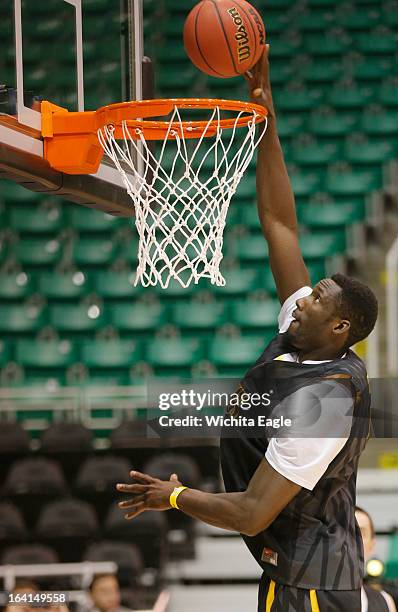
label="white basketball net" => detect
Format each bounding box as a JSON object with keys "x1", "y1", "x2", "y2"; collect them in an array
[{"x1": 98, "y1": 105, "x2": 267, "y2": 288}]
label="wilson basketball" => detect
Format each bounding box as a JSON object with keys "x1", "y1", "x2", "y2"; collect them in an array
[{"x1": 183, "y1": 0, "x2": 266, "y2": 78}]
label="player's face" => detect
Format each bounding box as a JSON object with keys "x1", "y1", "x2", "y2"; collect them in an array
[
  {"x1": 91, "y1": 576, "x2": 121, "y2": 612},
  {"x1": 286, "y1": 279, "x2": 346, "y2": 350},
  {"x1": 355, "y1": 510, "x2": 375, "y2": 561}
]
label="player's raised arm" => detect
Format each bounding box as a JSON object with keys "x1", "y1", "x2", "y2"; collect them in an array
[{"x1": 246, "y1": 46, "x2": 311, "y2": 304}]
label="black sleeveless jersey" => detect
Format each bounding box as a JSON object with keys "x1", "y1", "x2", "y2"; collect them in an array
[
  {"x1": 363, "y1": 585, "x2": 390, "y2": 612},
  {"x1": 220, "y1": 333, "x2": 371, "y2": 590}
]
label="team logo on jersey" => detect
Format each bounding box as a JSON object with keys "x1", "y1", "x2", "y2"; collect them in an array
[{"x1": 261, "y1": 547, "x2": 278, "y2": 566}]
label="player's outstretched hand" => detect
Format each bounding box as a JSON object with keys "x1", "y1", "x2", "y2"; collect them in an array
[
  {"x1": 117, "y1": 471, "x2": 181, "y2": 520},
  {"x1": 245, "y1": 44, "x2": 275, "y2": 118}
]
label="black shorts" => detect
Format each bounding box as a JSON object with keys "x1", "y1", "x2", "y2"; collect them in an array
[{"x1": 258, "y1": 575, "x2": 361, "y2": 612}]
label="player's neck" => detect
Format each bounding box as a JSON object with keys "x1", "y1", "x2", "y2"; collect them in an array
[{"x1": 297, "y1": 345, "x2": 346, "y2": 362}]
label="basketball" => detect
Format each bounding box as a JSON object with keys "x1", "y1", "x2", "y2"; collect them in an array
[{"x1": 183, "y1": 0, "x2": 266, "y2": 78}]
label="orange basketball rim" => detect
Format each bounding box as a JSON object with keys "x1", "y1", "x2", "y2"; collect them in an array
[{"x1": 41, "y1": 98, "x2": 268, "y2": 175}]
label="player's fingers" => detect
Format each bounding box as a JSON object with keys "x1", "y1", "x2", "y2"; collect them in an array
[
  {"x1": 125, "y1": 502, "x2": 146, "y2": 520},
  {"x1": 119, "y1": 494, "x2": 146, "y2": 509},
  {"x1": 129, "y1": 470, "x2": 155, "y2": 483},
  {"x1": 116, "y1": 483, "x2": 148, "y2": 493},
  {"x1": 117, "y1": 484, "x2": 147, "y2": 498}
]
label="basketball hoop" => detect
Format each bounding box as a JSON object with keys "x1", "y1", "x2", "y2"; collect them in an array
[{"x1": 41, "y1": 98, "x2": 268, "y2": 288}]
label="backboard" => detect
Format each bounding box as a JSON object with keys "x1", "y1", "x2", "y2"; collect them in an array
[{"x1": 0, "y1": 0, "x2": 148, "y2": 215}]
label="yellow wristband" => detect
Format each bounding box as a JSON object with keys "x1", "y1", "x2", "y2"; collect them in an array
[{"x1": 169, "y1": 485, "x2": 188, "y2": 510}]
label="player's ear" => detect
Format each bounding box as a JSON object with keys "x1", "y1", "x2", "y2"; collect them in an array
[{"x1": 333, "y1": 319, "x2": 350, "y2": 335}]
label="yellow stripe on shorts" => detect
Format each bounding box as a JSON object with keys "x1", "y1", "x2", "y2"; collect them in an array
[
  {"x1": 266, "y1": 580, "x2": 276, "y2": 612},
  {"x1": 310, "y1": 589, "x2": 320, "y2": 612}
]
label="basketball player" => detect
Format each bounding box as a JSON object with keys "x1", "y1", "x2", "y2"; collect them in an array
[
  {"x1": 356, "y1": 506, "x2": 398, "y2": 612},
  {"x1": 116, "y1": 47, "x2": 378, "y2": 611}
]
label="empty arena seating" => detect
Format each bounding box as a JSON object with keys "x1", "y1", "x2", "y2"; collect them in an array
[{"x1": 1, "y1": 0, "x2": 397, "y2": 386}]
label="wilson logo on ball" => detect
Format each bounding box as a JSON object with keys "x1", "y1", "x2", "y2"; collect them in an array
[
  {"x1": 227, "y1": 7, "x2": 251, "y2": 63},
  {"x1": 183, "y1": 0, "x2": 266, "y2": 78}
]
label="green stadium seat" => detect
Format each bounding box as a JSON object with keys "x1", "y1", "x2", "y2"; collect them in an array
[
  {"x1": 50, "y1": 304, "x2": 106, "y2": 332},
  {"x1": 274, "y1": 87, "x2": 323, "y2": 112},
  {"x1": 82, "y1": 339, "x2": 141, "y2": 368},
  {"x1": 266, "y1": 64, "x2": 294, "y2": 87},
  {"x1": 277, "y1": 116, "x2": 305, "y2": 140},
  {"x1": 165, "y1": 0, "x2": 194, "y2": 14},
  {"x1": 290, "y1": 139, "x2": 340, "y2": 167},
  {"x1": 352, "y1": 58, "x2": 393, "y2": 81},
  {"x1": 361, "y1": 110, "x2": 398, "y2": 136},
  {"x1": 16, "y1": 339, "x2": 77, "y2": 368},
  {"x1": 295, "y1": 11, "x2": 333, "y2": 32},
  {"x1": 378, "y1": 83, "x2": 398, "y2": 107},
  {"x1": 0, "y1": 272, "x2": 34, "y2": 300},
  {"x1": 209, "y1": 336, "x2": 265, "y2": 367},
  {"x1": 308, "y1": 111, "x2": 358, "y2": 138},
  {"x1": 231, "y1": 299, "x2": 280, "y2": 330},
  {"x1": 259, "y1": 261, "x2": 327, "y2": 296},
  {"x1": 0, "y1": 238, "x2": 8, "y2": 264},
  {"x1": 327, "y1": 84, "x2": 374, "y2": 110},
  {"x1": 8, "y1": 204, "x2": 63, "y2": 234},
  {"x1": 258, "y1": 0, "x2": 292, "y2": 9},
  {"x1": 232, "y1": 235, "x2": 269, "y2": 263},
  {"x1": 83, "y1": 0, "x2": 110, "y2": 13},
  {"x1": 300, "y1": 61, "x2": 342, "y2": 84},
  {"x1": 95, "y1": 270, "x2": 139, "y2": 298},
  {"x1": 344, "y1": 136, "x2": 396, "y2": 165},
  {"x1": 212, "y1": 268, "x2": 259, "y2": 296},
  {"x1": 0, "y1": 182, "x2": 41, "y2": 205},
  {"x1": 356, "y1": 29, "x2": 397, "y2": 55},
  {"x1": 0, "y1": 305, "x2": 46, "y2": 333},
  {"x1": 158, "y1": 19, "x2": 185, "y2": 38},
  {"x1": 268, "y1": 38, "x2": 299, "y2": 59},
  {"x1": 261, "y1": 13, "x2": 288, "y2": 34},
  {"x1": 33, "y1": 17, "x2": 64, "y2": 39},
  {"x1": 68, "y1": 206, "x2": 125, "y2": 233},
  {"x1": 71, "y1": 238, "x2": 116, "y2": 266},
  {"x1": 307, "y1": 0, "x2": 335, "y2": 6},
  {"x1": 297, "y1": 201, "x2": 365, "y2": 228},
  {"x1": 172, "y1": 302, "x2": 227, "y2": 330},
  {"x1": 38, "y1": 271, "x2": 90, "y2": 300},
  {"x1": 336, "y1": 9, "x2": 380, "y2": 30},
  {"x1": 240, "y1": 205, "x2": 261, "y2": 231},
  {"x1": 289, "y1": 169, "x2": 322, "y2": 199},
  {"x1": 111, "y1": 303, "x2": 166, "y2": 332},
  {"x1": 324, "y1": 168, "x2": 381, "y2": 196},
  {"x1": 13, "y1": 238, "x2": 62, "y2": 267},
  {"x1": 304, "y1": 32, "x2": 351, "y2": 56},
  {"x1": 300, "y1": 232, "x2": 346, "y2": 258},
  {"x1": 381, "y1": 6, "x2": 398, "y2": 28},
  {"x1": 0, "y1": 340, "x2": 11, "y2": 366},
  {"x1": 154, "y1": 278, "x2": 197, "y2": 299},
  {"x1": 146, "y1": 338, "x2": 204, "y2": 368},
  {"x1": 234, "y1": 174, "x2": 256, "y2": 201}
]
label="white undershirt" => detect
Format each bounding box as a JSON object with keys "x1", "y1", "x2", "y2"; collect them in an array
[{"x1": 265, "y1": 286, "x2": 353, "y2": 491}]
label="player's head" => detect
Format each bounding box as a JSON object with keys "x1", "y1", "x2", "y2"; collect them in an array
[
  {"x1": 89, "y1": 574, "x2": 121, "y2": 612},
  {"x1": 287, "y1": 273, "x2": 378, "y2": 354},
  {"x1": 355, "y1": 506, "x2": 376, "y2": 561}
]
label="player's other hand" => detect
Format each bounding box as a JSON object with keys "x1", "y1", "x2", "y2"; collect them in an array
[
  {"x1": 245, "y1": 44, "x2": 275, "y2": 118},
  {"x1": 116, "y1": 471, "x2": 181, "y2": 520}
]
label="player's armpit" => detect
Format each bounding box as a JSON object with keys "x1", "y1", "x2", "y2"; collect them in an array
[{"x1": 243, "y1": 458, "x2": 301, "y2": 536}]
